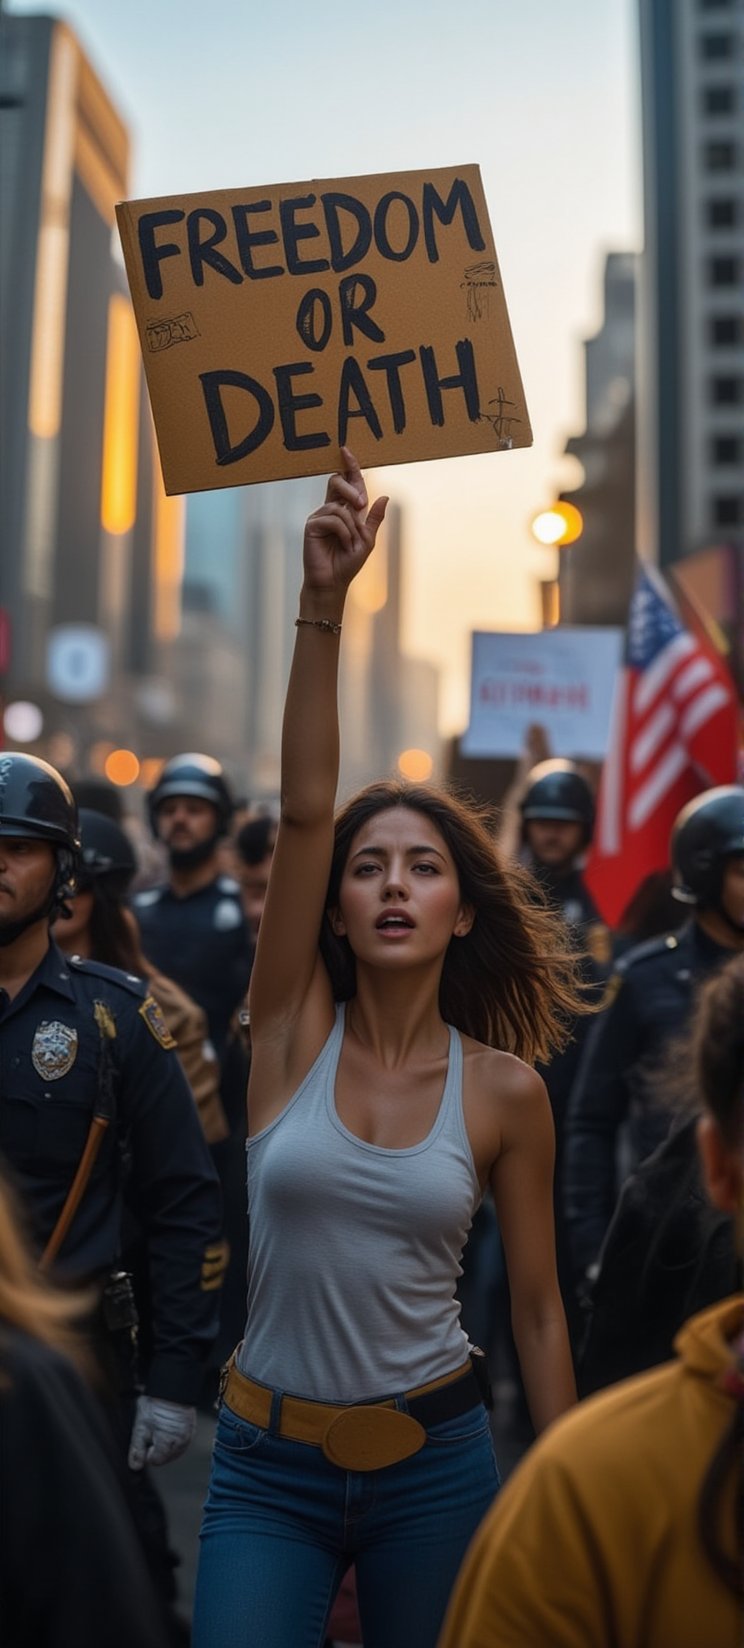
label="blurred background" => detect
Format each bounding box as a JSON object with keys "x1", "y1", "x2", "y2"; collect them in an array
[{"x1": 0, "y1": 0, "x2": 742, "y2": 815}]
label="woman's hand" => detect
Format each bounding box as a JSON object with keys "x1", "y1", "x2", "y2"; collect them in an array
[{"x1": 302, "y1": 447, "x2": 388, "y2": 603}]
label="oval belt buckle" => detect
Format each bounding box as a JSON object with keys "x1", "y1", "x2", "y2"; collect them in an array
[{"x1": 322, "y1": 1405, "x2": 426, "y2": 1471}]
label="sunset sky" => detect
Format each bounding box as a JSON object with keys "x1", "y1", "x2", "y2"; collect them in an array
[{"x1": 13, "y1": 0, "x2": 642, "y2": 731}]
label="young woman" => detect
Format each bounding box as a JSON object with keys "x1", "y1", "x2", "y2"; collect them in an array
[
  {"x1": 439, "y1": 951, "x2": 744, "y2": 1648},
  {"x1": 193, "y1": 450, "x2": 581, "y2": 1648}
]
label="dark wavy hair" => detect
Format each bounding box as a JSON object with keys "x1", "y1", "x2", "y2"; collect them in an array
[
  {"x1": 318, "y1": 780, "x2": 590, "y2": 1064},
  {"x1": 80, "y1": 878, "x2": 141, "y2": 974},
  {"x1": 691, "y1": 955, "x2": 744, "y2": 1598}
]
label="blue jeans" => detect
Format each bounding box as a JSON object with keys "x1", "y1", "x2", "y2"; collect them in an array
[{"x1": 193, "y1": 1397, "x2": 500, "y2": 1648}]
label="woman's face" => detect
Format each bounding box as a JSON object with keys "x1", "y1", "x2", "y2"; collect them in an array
[{"x1": 332, "y1": 806, "x2": 473, "y2": 967}]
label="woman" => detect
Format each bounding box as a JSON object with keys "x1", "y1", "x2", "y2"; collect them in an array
[
  {"x1": 193, "y1": 450, "x2": 581, "y2": 1648},
  {"x1": 439, "y1": 950, "x2": 744, "y2": 1647},
  {"x1": 0, "y1": 1168, "x2": 169, "y2": 1648}
]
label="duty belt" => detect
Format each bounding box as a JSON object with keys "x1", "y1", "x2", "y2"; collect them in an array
[{"x1": 221, "y1": 1356, "x2": 483, "y2": 1471}]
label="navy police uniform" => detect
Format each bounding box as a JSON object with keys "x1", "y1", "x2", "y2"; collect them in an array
[
  {"x1": 0, "y1": 939, "x2": 223, "y2": 1404},
  {"x1": 564, "y1": 919, "x2": 734, "y2": 1281},
  {"x1": 134, "y1": 875, "x2": 252, "y2": 1060}
]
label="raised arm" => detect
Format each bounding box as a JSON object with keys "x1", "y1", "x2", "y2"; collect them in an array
[{"x1": 248, "y1": 449, "x2": 387, "y2": 1042}]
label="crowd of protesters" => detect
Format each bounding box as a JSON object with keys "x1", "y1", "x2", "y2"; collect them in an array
[{"x1": 1, "y1": 450, "x2": 743, "y2": 1647}]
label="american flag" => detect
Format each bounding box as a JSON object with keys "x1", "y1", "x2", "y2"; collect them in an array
[{"x1": 584, "y1": 564, "x2": 740, "y2": 927}]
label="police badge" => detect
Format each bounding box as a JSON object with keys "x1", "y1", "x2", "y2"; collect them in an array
[{"x1": 32, "y1": 1021, "x2": 79, "y2": 1080}]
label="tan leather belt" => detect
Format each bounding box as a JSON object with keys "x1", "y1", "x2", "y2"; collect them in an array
[{"x1": 221, "y1": 1356, "x2": 477, "y2": 1471}]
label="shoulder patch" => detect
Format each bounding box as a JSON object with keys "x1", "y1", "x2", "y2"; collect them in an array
[
  {"x1": 214, "y1": 898, "x2": 242, "y2": 931},
  {"x1": 586, "y1": 922, "x2": 613, "y2": 967},
  {"x1": 133, "y1": 887, "x2": 164, "y2": 907},
  {"x1": 67, "y1": 956, "x2": 148, "y2": 998},
  {"x1": 139, "y1": 995, "x2": 177, "y2": 1049},
  {"x1": 599, "y1": 972, "x2": 624, "y2": 1010},
  {"x1": 623, "y1": 931, "x2": 679, "y2": 970}
]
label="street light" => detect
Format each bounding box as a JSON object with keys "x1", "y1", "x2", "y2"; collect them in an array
[{"x1": 530, "y1": 502, "x2": 584, "y2": 547}]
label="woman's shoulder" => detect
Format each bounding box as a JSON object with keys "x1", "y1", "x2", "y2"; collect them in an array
[{"x1": 461, "y1": 1035, "x2": 547, "y2": 1106}]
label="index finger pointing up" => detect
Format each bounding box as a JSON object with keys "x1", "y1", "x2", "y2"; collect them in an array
[{"x1": 340, "y1": 446, "x2": 368, "y2": 510}]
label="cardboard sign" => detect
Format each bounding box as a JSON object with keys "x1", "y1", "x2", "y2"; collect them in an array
[
  {"x1": 116, "y1": 164, "x2": 531, "y2": 494},
  {"x1": 462, "y1": 628, "x2": 624, "y2": 760}
]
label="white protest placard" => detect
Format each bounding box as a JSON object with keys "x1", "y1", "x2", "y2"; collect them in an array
[{"x1": 462, "y1": 628, "x2": 623, "y2": 760}]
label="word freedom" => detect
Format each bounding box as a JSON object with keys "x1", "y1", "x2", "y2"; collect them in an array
[{"x1": 137, "y1": 179, "x2": 487, "y2": 296}]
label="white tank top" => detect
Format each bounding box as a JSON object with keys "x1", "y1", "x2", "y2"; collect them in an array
[{"x1": 237, "y1": 1004, "x2": 482, "y2": 1402}]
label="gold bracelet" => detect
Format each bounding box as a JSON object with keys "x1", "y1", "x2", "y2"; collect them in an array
[{"x1": 295, "y1": 617, "x2": 342, "y2": 634}]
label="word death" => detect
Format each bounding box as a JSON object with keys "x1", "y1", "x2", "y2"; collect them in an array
[{"x1": 201, "y1": 341, "x2": 480, "y2": 463}]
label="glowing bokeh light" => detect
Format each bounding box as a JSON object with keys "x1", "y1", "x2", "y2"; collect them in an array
[
  {"x1": 105, "y1": 748, "x2": 140, "y2": 786},
  {"x1": 397, "y1": 748, "x2": 434, "y2": 781}
]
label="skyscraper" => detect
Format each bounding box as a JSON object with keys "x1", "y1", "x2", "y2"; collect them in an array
[
  {"x1": 0, "y1": 10, "x2": 177, "y2": 753},
  {"x1": 637, "y1": 0, "x2": 744, "y2": 569}
]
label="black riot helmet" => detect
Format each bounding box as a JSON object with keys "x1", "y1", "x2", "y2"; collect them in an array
[
  {"x1": 671, "y1": 785, "x2": 744, "y2": 909},
  {"x1": 0, "y1": 752, "x2": 80, "y2": 925},
  {"x1": 520, "y1": 760, "x2": 596, "y2": 846},
  {"x1": 147, "y1": 753, "x2": 234, "y2": 839},
  {"x1": 77, "y1": 809, "x2": 138, "y2": 897}
]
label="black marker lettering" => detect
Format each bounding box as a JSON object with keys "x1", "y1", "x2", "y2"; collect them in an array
[
  {"x1": 279, "y1": 195, "x2": 329, "y2": 276},
  {"x1": 322, "y1": 192, "x2": 372, "y2": 272},
  {"x1": 338, "y1": 357, "x2": 383, "y2": 446},
  {"x1": 232, "y1": 202, "x2": 284, "y2": 279},
  {"x1": 419, "y1": 340, "x2": 480, "y2": 426},
  {"x1": 295, "y1": 289, "x2": 333, "y2": 352},
  {"x1": 367, "y1": 351, "x2": 416, "y2": 434},
  {"x1": 187, "y1": 210, "x2": 243, "y2": 287},
  {"x1": 200, "y1": 369, "x2": 274, "y2": 464},
  {"x1": 374, "y1": 192, "x2": 419, "y2": 263},
  {"x1": 273, "y1": 362, "x2": 330, "y2": 451},
  {"x1": 422, "y1": 178, "x2": 486, "y2": 264},
  {"x1": 339, "y1": 275, "x2": 385, "y2": 347},
  {"x1": 138, "y1": 209, "x2": 185, "y2": 300}
]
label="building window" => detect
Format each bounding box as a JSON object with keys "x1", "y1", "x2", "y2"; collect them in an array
[
  {"x1": 710, "y1": 315, "x2": 742, "y2": 346},
  {"x1": 702, "y1": 84, "x2": 737, "y2": 115},
  {"x1": 706, "y1": 197, "x2": 737, "y2": 229},
  {"x1": 711, "y1": 435, "x2": 742, "y2": 465},
  {"x1": 700, "y1": 33, "x2": 736, "y2": 59},
  {"x1": 712, "y1": 496, "x2": 743, "y2": 527},
  {"x1": 711, "y1": 376, "x2": 743, "y2": 405},
  {"x1": 704, "y1": 139, "x2": 737, "y2": 170},
  {"x1": 709, "y1": 254, "x2": 740, "y2": 285}
]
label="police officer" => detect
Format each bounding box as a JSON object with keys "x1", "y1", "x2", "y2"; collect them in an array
[
  {"x1": 0, "y1": 754, "x2": 224, "y2": 1631},
  {"x1": 519, "y1": 761, "x2": 610, "y2": 1330},
  {"x1": 565, "y1": 784, "x2": 744, "y2": 1284},
  {"x1": 520, "y1": 759, "x2": 611, "y2": 961},
  {"x1": 134, "y1": 754, "x2": 253, "y2": 1059},
  {"x1": 135, "y1": 755, "x2": 254, "y2": 1395}
]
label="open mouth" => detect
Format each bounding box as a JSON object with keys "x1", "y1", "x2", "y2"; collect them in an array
[{"x1": 376, "y1": 913, "x2": 414, "y2": 930}]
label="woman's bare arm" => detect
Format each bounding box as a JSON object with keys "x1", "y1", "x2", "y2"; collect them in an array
[
  {"x1": 489, "y1": 1063, "x2": 576, "y2": 1432},
  {"x1": 248, "y1": 449, "x2": 387, "y2": 1043}
]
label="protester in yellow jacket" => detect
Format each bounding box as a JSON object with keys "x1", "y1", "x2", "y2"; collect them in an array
[{"x1": 439, "y1": 951, "x2": 744, "y2": 1648}]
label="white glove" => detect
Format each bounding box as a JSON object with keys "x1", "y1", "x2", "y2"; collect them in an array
[{"x1": 128, "y1": 1394, "x2": 197, "y2": 1470}]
